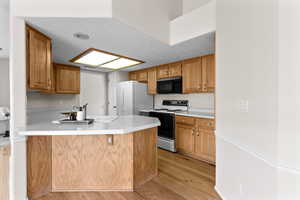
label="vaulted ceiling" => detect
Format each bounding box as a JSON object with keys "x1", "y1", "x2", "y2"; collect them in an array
[{"x1": 26, "y1": 18, "x2": 215, "y2": 72}]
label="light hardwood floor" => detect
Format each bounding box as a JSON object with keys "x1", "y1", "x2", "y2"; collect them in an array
[{"x1": 33, "y1": 149, "x2": 221, "y2": 200}]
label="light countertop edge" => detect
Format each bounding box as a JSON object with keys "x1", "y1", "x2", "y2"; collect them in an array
[
  {"x1": 140, "y1": 109, "x2": 215, "y2": 119},
  {"x1": 0, "y1": 138, "x2": 10, "y2": 147},
  {"x1": 18, "y1": 122, "x2": 161, "y2": 136}
]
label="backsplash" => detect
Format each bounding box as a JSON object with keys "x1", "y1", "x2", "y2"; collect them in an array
[
  {"x1": 155, "y1": 93, "x2": 214, "y2": 110},
  {"x1": 27, "y1": 93, "x2": 79, "y2": 110}
]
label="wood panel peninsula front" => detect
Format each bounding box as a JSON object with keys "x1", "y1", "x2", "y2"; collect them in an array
[{"x1": 19, "y1": 115, "x2": 160, "y2": 200}]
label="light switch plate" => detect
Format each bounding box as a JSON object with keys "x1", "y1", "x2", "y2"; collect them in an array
[{"x1": 239, "y1": 100, "x2": 249, "y2": 113}]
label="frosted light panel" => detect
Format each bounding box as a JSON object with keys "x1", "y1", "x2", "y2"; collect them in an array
[
  {"x1": 100, "y1": 58, "x2": 141, "y2": 69},
  {"x1": 74, "y1": 50, "x2": 118, "y2": 66}
]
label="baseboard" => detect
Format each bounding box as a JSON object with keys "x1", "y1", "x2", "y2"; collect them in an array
[{"x1": 214, "y1": 186, "x2": 227, "y2": 200}]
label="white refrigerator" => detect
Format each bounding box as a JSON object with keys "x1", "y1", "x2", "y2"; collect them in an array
[{"x1": 117, "y1": 81, "x2": 153, "y2": 115}]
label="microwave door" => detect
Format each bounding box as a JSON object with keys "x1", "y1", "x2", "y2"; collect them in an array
[{"x1": 157, "y1": 80, "x2": 172, "y2": 94}]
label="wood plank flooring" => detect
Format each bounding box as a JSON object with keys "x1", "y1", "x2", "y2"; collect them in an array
[{"x1": 33, "y1": 149, "x2": 221, "y2": 200}]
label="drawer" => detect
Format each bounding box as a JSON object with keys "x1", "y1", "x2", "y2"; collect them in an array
[
  {"x1": 176, "y1": 115, "x2": 195, "y2": 126},
  {"x1": 197, "y1": 118, "x2": 215, "y2": 130}
]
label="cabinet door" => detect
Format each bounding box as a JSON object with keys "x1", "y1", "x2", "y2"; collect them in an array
[
  {"x1": 201, "y1": 54, "x2": 215, "y2": 93},
  {"x1": 129, "y1": 72, "x2": 137, "y2": 81},
  {"x1": 157, "y1": 64, "x2": 169, "y2": 79},
  {"x1": 176, "y1": 124, "x2": 195, "y2": 154},
  {"x1": 147, "y1": 68, "x2": 157, "y2": 94},
  {"x1": 0, "y1": 146, "x2": 10, "y2": 200},
  {"x1": 169, "y1": 62, "x2": 182, "y2": 77},
  {"x1": 55, "y1": 64, "x2": 80, "y2": 94},
  {"x1": 27, "y1": 26, "x2": 52, "y2": 91},
  {"x1": 182, "y1": 57, "x2": 202, "y2": 93},
  {"x1": 137, "y1": 70, "x2": 148, "y2": 82},
  {"x1": 194, "y1": 129, "x2": 216, "y2": 164}
]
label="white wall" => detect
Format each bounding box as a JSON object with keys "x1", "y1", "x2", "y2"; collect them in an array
[
  {"x1": 216, "y1": 0, "x2": 278, "y2": 199},
  {"x1": 182, "y1": 0, "x2": 212, "y2": 14},
  {"x1": 155, "y1": 93, "x2": 214, "y2": 111},
  {"x1": 278, "y1": 0, "x2": 300, "y2": 198},
  {"x1": 170, "y1": 0, "x2": 216, "y2": 45},
  {"x1": 10, "y1": 17, "x2": 27, "y2": 200},
  {"x1": 80, "y1": 70, "x2": 107, "y2": 116},
  {"x1": 0, "y1": 59, "x2": 10, "y2": 107},
  {"x1": 27, "y1": 93, "x2": 79, "y2": 110},
  {"x1": 11, "y1": 0, "x2": 112, "y2": 18},
  {"x1": 112, "y1": 0, "x2": 182, "y2": 44},
  {"x1": 0, "y1": 1, "x2": 9, "y2": 58}
]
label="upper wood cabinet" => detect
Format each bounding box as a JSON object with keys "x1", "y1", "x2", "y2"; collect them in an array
[
  {"x1": 182, "y1": 57, "x2": 202, "y2": 93},
  {"x1": 137, "y1": 70, "x2": 148, "y2": 82},
  {"x1": 157, "y1": 64, "x2": 169, "y2": 79},
  {"x1": 55, "y1": 64, "x2": 80, "y2": 94},
  {"x1": 147, "y1": 68, "x2": 157, "y2": 95},
  {"x1": 169, "y1": 62, "x2": 182, "y2": 77},
  {"x1": 129, "y1": 71, "x2": 137, "y2": 81},
  {"x1": 129, "y1": 54, "x2": 215, "y2": 94},
  {"x1": 26, "y1": 25, "x2": 53, "y2": 91},
  {"x1": 201, "y1": 54, "x2": 215, "y2": 93}
]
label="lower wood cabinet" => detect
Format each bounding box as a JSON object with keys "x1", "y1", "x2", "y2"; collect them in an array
[
  {"x1": 54, "y1": 64, "x2": 80, "y2": 94},
  {"x1": 176, "y1": 124, "x2": 195, "y2": 155},
  {"x1": 176, "y1": 115, "x2": 215, "y2": 164},
  {"x1": 0, "y1": 145, "x2": 10, "y2": 200},
  {"x1": 194, "y1": 129, "x2": 216, "y2": 162},
  {"x1": 27, "y1": 128, "x2": 158, "y2": 199}
]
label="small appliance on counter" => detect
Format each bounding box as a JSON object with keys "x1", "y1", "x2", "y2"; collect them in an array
[
  {"x1": 148, "y1": 100, "x2": 189, "y2": 152},
  {"x1": 0, "y1": 107, "x2": 10, "y2": 138},
  {"x1": 55, "y1": 103, "x2": 94, "y2": 125}
]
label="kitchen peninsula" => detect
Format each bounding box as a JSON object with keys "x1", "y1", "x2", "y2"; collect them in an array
[{"x1": 19, "y1": 114, "x2": 160, "y2": 199}]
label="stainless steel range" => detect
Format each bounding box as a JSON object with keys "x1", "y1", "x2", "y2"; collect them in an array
[{"x1": 148, "y1": 100, "x2": 188, "y2": 152}]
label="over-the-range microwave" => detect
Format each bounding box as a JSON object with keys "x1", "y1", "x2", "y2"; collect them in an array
[{"x1": 157, "y1": 77, "x2": 182, "y2": 94}]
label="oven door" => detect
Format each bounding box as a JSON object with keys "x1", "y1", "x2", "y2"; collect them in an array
[{"x1": 149, "y1": 112, "x2": 175, "y2": 139}]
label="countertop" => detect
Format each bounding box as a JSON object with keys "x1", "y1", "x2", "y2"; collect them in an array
[
  {"x1": 19, "y1": 112, "x2": 161, "y2": 136},
  {"x1": 0, "y1": 137, "x2": 10, "y2": 147},
  {"x1": 139, "y1": 109, "x2": 215, "y2": 119}
]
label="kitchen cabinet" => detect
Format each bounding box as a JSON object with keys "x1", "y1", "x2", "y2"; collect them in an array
[
  {"x1": 169, "y1": 61, "x2": 182, "y2": 77},
  {"x1": 157, "y1": 64, "x2": 169, "y2": 79},
  {"x1": 130, "y1": 54, "x2": 215, "y2": 94},
  {"x1": 55, "y1": 64, "x2": 80, "y2": 94},
  {"x1": 176, "y1": 115, "x2": 215, "y2": 164},
  {"x1": 26, "y1": 25, "x2": 53, "y2": 91},
  {"x1": 201, "y1": 54, "x2": 215, "y2": 93},
  {"x1": 147, "y1": 68, "x2": 157, "y2": 94},
  {"x1": 137, "y1": 70, "x2": 148, "y2": 82},
  {"x1": 176, "y1": 124, "x2": 195, "y2": 155},
  {"x1": 182, "y1": 57, "x2": 202, "y2": 93},
  {"x1": 0, "y1": 145, "x2": 10, "y2": 200},
  {"x1": 129, "y1": 71, "x2": 137, "y2": 81}
]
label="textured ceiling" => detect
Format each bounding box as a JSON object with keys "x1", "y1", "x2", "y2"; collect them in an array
[{"x1": 26, "y1": 18, "x2": 215, "y2": 72}]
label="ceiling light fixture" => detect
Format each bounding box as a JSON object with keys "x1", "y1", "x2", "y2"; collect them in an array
[{"x1": 70, "y1": 48, "x2": 144, "y2": 70}]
